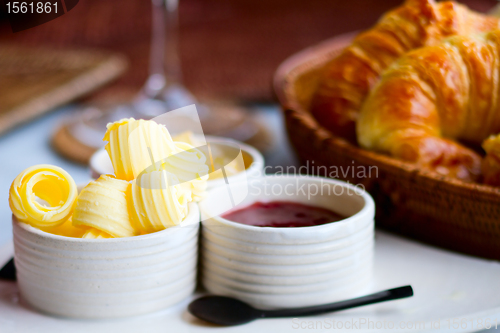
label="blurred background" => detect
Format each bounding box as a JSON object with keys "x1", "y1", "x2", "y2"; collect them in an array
[{"x1": 0, "y1": 0, "x2": 494, "y2": 103}]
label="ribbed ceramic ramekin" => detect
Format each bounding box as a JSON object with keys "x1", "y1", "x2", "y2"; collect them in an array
[
  {"x1": 90, "y1": 136, "x2": 265, "y2": 189},
  {"x1": 199, "y1": 175, "x2": 375, "y2": 309},
  {"x1": 12, "y1": 203, "x2": 200, "y2": 319}
]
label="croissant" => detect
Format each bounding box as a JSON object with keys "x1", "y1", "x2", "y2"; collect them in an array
[
  {"x1": 357, "y1": 29, "x2": 500, "y2": 182},
  {"x1": 482, "y1": 134, "x2": 500, "y2": 186},
  {"x1": 311, "y1": 0, "x2": 500, "y2": 143}
]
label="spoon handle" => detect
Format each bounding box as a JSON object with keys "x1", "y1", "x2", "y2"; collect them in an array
[
  {"x1": 262, "y1": 285, "x2": 413, "y2": 318},
  {"x1": 0, "y1": 258, "x2": 16, "y2": 281}
]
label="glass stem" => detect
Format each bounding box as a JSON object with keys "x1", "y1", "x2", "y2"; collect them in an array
[
  {"x1": 142, "y1": 0, "x2": 181, "y2": 99},
  {"x1": 164, "y1": 0, "x2": 182, "y2": 83}
]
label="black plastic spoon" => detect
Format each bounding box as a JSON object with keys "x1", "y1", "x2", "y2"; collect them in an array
[
  {"x1": 0, "y1": 258, "x2": 15, "y2": 281},
  {"x1": 188, "y1": 285, "x2": 413, "y2": 326}
]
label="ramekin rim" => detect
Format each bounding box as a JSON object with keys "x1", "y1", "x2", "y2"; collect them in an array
[
  {"x1": 13, "y1": 202, "x2": 200, "y2": 243},
  {"x1": 90, "y1": 136, "x2": 265, "y2": 184},
  {"x1": 199, "y1": 174, "x2": 375, "y2": 233},
  {"x1": 202, "y1": 136, "x2": 265, "y2": 185}
]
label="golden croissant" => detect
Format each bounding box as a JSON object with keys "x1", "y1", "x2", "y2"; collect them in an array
[
  {"x1": 482, "y1": 134, "x2": 500, "y2": 186},
  {"x1": 357, "y1": 29, "x2": 500, "y2": 182},
  {"x1": 311, "y1": 0, "x2": 499, "y2": 143}
]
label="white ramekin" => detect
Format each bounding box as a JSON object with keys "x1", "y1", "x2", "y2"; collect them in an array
[
  {"x1": 89, "y1": 136, "x2": 265, "y2": 189},
  {"x1": 12, "y1": 203, "x2": 200, "y2": 319},
  {"x1": 199, "y1": 175, "x2": 375, "y2": 309}
]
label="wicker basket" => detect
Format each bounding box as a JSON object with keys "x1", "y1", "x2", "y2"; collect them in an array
[{"x1": 274, "y1": 32, "x2": 500, "y2": 260}]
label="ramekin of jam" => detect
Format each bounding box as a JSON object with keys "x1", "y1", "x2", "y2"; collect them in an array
[{"x1": 199, "y1": 175, "x2": 375, "y2": 309}]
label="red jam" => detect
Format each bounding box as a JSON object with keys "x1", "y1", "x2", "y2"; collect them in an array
[{"x1": 222, "y1": 201, "x2": 345, "y2": 228}]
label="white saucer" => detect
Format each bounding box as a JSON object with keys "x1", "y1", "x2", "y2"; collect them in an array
[{"x1": 1, "y1": 231, "x2": 500, "y2": 333}]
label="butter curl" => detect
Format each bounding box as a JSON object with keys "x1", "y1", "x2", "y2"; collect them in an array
[
  {"x1": 131, "y1": 170, "x2": 191, "y2": 233},
  {"x1": 104, "y1": 118, "x2": 177, "y2": 181},
  {"x1": 9, "y1": 164, "x2": 77, "y2": 228},
  {"x1": 162, "y1": 142, "x2": 209, "y2": 202},
  {"x1": 72, "y1": 175, "x2": 135, "y2": 237}
]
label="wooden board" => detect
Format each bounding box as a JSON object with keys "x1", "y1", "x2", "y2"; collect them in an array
[
  {"x1": 0, "y1": 44, "x2": 127, "y2": 135},
  {"x1": 51, "y1": 102, "x2": 274, "y2": 165}
]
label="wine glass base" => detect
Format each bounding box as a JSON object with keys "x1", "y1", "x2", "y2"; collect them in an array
[{"x1": 64, "y1": 96, "x2": 260, "y2": 149}]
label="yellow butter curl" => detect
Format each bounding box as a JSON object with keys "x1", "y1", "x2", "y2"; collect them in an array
[
  {"x1": 9, "y1": 164, "x2": 78, "y2": 228},
  {"x1": 103, "y1": 118, "x2": 177, "y2": 181},
  {"x1": 162, "y1": 142, "x2": 209, "y2": 202},
  {"x1": 172, "y1": 131, "x2": 246, "y2": 181},
  {"x1": 82, "y1": 228, "x2": 112, "y2": 239},
  {"x1": 72, "y1": 175, "x2": 136, "y2": 237},
  {"x1": 41, "y1": 217, "x2": 87, "y2": 238},
  {"x1": 131, "y1": 170, "x2": 191, "y2": 233},
  {"x1": 172, "y1": 131, "x2": 199, "y2": 146}
]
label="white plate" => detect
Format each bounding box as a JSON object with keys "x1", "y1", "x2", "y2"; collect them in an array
[{"x1": 1, "y1": 231, "x2": 500, "y2": 333}]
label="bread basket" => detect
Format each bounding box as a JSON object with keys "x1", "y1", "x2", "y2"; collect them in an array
[{"x1": 274, "y1": 32, "x2": 500, "y2": 260}]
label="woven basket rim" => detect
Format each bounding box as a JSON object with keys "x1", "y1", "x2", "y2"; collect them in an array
[{"x1": 273, "y1": 32, "x2": 500, "y2": 199}]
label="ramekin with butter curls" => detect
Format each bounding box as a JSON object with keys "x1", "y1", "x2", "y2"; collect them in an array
[{"x1": 9, "y1": 118, "x2": 207, "y2": 318}]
